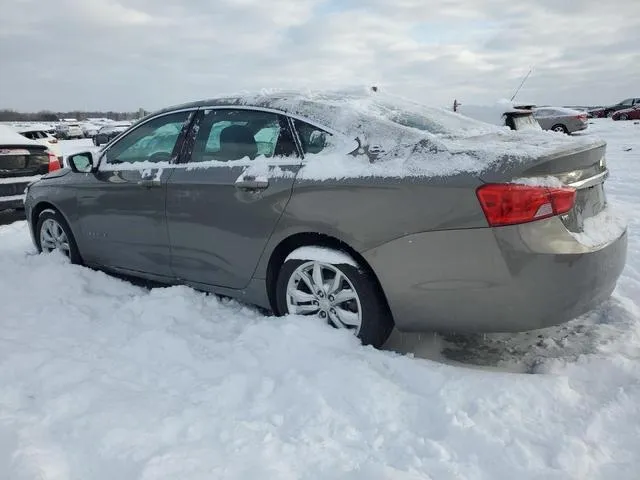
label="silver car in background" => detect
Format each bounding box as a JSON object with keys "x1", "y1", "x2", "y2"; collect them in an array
[{"x1": 533, "y1": 107, "x2": 589, "y2": 134}]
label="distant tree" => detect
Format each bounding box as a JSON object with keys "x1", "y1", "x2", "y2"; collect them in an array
[{"x1": 37, "y1": 111, "x2": 59, "y2": 122}]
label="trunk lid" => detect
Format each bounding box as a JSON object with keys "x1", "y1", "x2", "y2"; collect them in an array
[{"x1": 0, "y1": 145, "x2": 49, "y2": 198}]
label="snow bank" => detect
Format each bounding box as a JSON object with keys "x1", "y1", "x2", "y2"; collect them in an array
[{"x1": 0, "y1": 212, "x2": 639, "y2": 478}]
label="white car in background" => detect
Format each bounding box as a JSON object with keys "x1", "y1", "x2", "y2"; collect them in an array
[
  {"x1": 455, "y1": 99, "x2": 542, "y2": 131},
  {"x1": 81, "y1": 122, "x2": 99, "y2": 138},
  {"x1": 56, "y1": 122, "x2": 84, "y2": 139},
  {"x1": 14, "y1": 125, "x2": 62, "y2": 159}
]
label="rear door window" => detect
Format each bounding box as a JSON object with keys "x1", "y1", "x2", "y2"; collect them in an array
[{"x1": 188, "y1": 109, "x2": 297, "y2": 163}]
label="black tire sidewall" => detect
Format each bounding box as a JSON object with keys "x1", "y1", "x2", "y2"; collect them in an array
[
  {"x1": 35, "y1": 210, "x2": 82, "y2": 264},
  {"x1": 276, "y1": 258, "x2": 393, "y2": 348}
]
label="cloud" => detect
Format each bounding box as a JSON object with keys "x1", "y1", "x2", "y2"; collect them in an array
[{"x1": 0, "y1": 0, "x2": 638, "y2": 111}]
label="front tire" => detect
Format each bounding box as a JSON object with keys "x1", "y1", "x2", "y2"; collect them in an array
[
  {"x1": 619, "y1": 113, "x2": 628, "y2": 121},
  {"x1": 276, "y1": 251, "x2": 393, "y2": 348},
  {"x1": 35, "y1": 210, "x2": 82, "y2": 264}
]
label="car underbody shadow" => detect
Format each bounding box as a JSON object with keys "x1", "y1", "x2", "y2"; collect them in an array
[{"x1": 384, "y1": 297, "x2": 632, "y2": 374}]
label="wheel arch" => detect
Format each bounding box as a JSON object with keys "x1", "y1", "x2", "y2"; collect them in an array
[
  {"x1": 265, "y1": 232, "x2": 393, "y2": 322},
  {"x1": 30, "y1": 201, "x2": 78, "y2": 251}
]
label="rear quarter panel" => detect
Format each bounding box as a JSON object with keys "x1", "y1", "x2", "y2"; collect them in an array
[{"x1": 253, "y1": 173, "x2": 487, "y2": 278}]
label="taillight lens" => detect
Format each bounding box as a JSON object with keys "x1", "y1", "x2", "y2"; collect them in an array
[
  {"x1": 47, "y1": 151, "x2": 61, "y2": 172},
  {"x1": 575, "y1": 114, "x2": 587, "y2": 121},
  {"x1": 476, "y1": 183, "x2": 576, "y2": 227}
]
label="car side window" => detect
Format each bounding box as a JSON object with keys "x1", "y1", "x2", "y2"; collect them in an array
[
  {"x1": 189, "y1": 109, "x2": 296, "y2": 162},
  {"x1": 620, "y1": 99, "x2": 633, "y2": 106},
  {"x1": 104, "y1": 111, "x2": 191, "y2": 165},
  {"x1": 293, "y1": 119, "x2": 330, "y2": 155}
]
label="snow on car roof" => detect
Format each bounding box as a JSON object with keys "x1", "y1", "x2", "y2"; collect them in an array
[
  {"x1": 143, "y1": 88, "x2": 604, "y2": 180},
  {"x1": 0, "y1": 125, "x2": 44, "y2": 147},
  {"x1": 13, "y1": 123, "x2": 54, "y2": 133},
  {"x1": 535, "y1": 106, "x2": 584, "y2": 115}
]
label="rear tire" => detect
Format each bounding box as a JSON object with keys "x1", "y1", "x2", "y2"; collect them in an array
[
  {"x1": 276, "y1": 250, "x2": 393, "y2": 348},
  {"x1": 35, "y1": 210, "x2": 83, "y2": 265},
  {"x1": 552, "y1": 124, "x2": 569, "y2": 134}
]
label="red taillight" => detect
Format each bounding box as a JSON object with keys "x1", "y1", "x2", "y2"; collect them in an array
[
  {"x1": 47, "y1": 151, "x2": 61, "y2": 172},
  {"x1": 575, "y1": 114, "x2": 587, "y2": 121},
  {"x1": 476, "y1": 183, "x2": 576, "y2": 227}
]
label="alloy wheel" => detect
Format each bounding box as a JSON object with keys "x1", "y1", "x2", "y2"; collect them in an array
[
  {"x1": 39, "y1": 218, "x2": 70, "y2": 257},
  {"x1": 286, "y1": 261, "x2": 363, "y2": 334}
]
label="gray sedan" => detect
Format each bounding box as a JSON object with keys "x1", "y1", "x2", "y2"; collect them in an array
[
  {"x1": 24, "y1": 92, "x2": 627, "y2": 348},
  {"x1": 533, "y1": 107, "x2": 589, "y2": 134}
]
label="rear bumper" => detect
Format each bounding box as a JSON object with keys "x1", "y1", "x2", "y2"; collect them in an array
[
  {"x1": 0, "y1": 195, "x2": 25, "y2": 211},
  {"x1": 364, "y1": 216, "x2": 627, "y2": 333}
]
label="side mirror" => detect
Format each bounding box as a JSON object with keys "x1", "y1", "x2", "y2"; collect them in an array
[{"x1": 68, "y1": 151, "x2": 95, "y2": 173}]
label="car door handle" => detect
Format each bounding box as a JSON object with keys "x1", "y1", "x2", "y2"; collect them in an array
[
  {"x1": 138, "y1": 178, "x2": 161, "y2": 188},
  {"x1": 235, "y1": 175, "x2": 269, "y2": 190}
]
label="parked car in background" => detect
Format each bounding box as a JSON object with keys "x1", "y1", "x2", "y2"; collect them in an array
[
  {"x1": 533, "y1": 107, "x2": 588, "y2": 134},
  {"x1": 456, "y1": 100, "x2": 542, "y2": 131},
  {"x1": 0, "y1": 125, "x2": 60, "y2": 211},
  {"x1": 93, "y1": 122, "x2": 132, "y2": 146},
  {"x1": 24, "y1": 91, "x2": 627, "y2": 348},
  {"x1": 55, "y1": 122, "x2": 84, "y2": 139},
  {"x1": 611, "y1": 105, "x2": 640, "y2": 121},
  {"x1": 15, "y1": 125, "x2": 62, "y2": 158},
  {"x1": 588, "y1": 98, "x2": 640, "y2": 118},
  {"x1": 81, "y1": 123, "x2": 99, "y2": 138}
]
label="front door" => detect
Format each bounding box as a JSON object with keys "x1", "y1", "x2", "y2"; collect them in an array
[
  {"x1": 166, "y1": 108, "x2": 301, "y2": 289},
  {"x1": 76, "y1": 110, "x2": 194, "y2": 278}
]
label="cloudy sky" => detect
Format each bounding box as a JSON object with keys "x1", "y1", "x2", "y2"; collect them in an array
[{"x1": 1, "y1": 0, "x2": 639, "y2": 111}]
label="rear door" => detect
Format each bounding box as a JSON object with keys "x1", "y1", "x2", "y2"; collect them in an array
[
  {"x1": 75, "y1": 110, "x2": 195, "y2": 277},
  {"x1": 166, "y1": 107, "x2": 301, "y2": 289}
]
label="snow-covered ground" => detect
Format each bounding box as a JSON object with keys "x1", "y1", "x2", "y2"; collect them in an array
[{"x1": 0, "y1": 119, "x2": 639, "y2": 479}]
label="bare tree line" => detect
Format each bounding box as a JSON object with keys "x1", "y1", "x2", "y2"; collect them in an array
[{"x1": 0, "y1": 109, "x2": 148, "y2": 122}]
